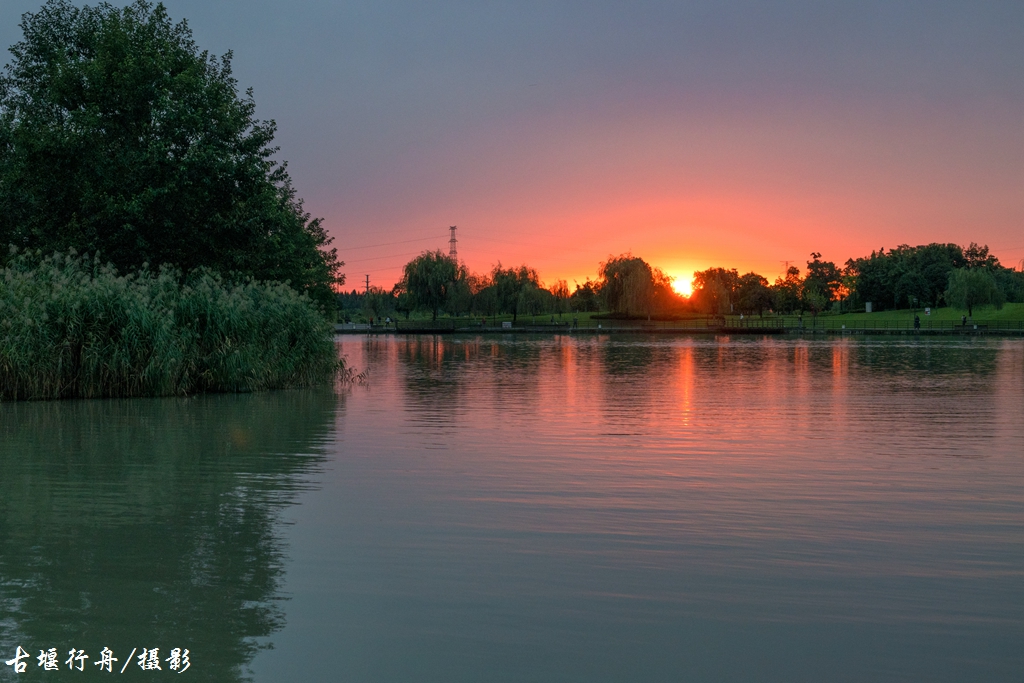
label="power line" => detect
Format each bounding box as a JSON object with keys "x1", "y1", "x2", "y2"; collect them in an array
[
  {"x1": 338, "y1": 235, "x2": 446, "y2": 251},
  {"x1": 344, "y1": 249, "x2": 430, "y2": 265}
]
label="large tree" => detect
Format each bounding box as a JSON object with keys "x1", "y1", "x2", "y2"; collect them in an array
[
  {"x1": 771, "y1": 266, "x2": 803, "y2": 314},
  {"x1": 599, "y1": 254, "x2": 660, "y2": 317},
  {"x1": 803, "y1": 253, "x2": 842, "y2": 306},
  {"x1": 735, "y1": 272, "x2": 771, "y2": 317},
  {"x1": 0, "y1": 0, "x2": 341, "y2": 308},
  {"x1": 946, "y1": 267, "x2": 1003, "y2": 317},
  {"x1": 491, "y1": 264, "x2": 540, "y2": 322},
  {"x1": 692, "y1": 267, "x2": 739, "y2": 315},
  {"x1": 397, "y1": 250, "x2": 465, "y2": 320}
]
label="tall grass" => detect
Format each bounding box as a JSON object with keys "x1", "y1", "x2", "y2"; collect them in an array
[{"x1": 0, "y1": 249, "x2": 342, "y2": 400}]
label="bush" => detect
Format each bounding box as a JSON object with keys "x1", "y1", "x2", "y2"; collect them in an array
[{"x1": 0, "y1": 250, "x2": 341, "y2": 400}]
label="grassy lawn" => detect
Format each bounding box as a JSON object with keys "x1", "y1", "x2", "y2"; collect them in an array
[{"x1": 828, "y1": 303, "x2": 1024, "y2": 322}]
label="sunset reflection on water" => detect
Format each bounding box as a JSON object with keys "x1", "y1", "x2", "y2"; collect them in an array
[{"x1": 252, "y1": 334, "x2": 1024, "y2": 682}]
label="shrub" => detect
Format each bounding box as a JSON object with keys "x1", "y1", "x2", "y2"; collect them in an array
[{"x1": 0, "y1": 250, "x2": 341, "y2": 400}]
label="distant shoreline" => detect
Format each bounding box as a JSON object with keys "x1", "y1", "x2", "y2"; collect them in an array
[{"x1": 336, "y1": 323, "x2": 1024, "y2": 338}]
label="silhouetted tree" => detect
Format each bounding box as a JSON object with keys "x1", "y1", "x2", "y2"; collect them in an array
[
  {"x1": 397, "y1": 250, "x2": 466, "y2": 320},
  {"x1": 549, "y1": 280, "x2": 570, "y2": 317},
  {"x1": 570, "y1": 279, "x2": 602, "y2": 312},
  {"x1": 599, "y1": 254, "x2": 659, "y2": 317},
  {"x1": 771, "y1": 267, "x2": 803, "y2": 314},
  {"x1": 691, "y1": 268, "x2": 739, "y2": 315},
  {"x1": 492, "y1": 264, "x2": 540, "y2": 322},
  {"x1": 735, "y1": 272, "x2": 772, "y2": 317},
  {"x1": 803, "y1": 253, "x2": 842, "y2": 307}
]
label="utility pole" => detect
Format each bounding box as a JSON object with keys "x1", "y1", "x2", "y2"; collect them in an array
[
  {"x1": 449, "y1": 225, "x2": 458, "y2": 259},
  {"x1": 364, "y1": 274, "x2": 370, "y2": 295}
]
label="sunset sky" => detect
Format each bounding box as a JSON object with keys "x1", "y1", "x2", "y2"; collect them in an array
[{"x1": 2, "y1": 1, "x2": 1022, "y2": 290}]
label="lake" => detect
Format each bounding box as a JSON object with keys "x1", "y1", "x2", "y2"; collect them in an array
[{"x1": 2, "y1": 334, "x2": 1023, "y2": 682}]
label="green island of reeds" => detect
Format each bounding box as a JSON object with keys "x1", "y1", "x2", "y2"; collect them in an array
[{"x1": 0, "y1": 251, "x2": 343, "y2": 400}]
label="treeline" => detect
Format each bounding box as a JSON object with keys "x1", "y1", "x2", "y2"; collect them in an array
[
  {"x1": 348, "y1": 242, "x2": 1024, "y2": 322},
  {"x1": 343, "y1": 252, "x2": 686, "y2": 322},
  {"x1": 690, "y1": 242, "x2": 1024, "y2": 317}
]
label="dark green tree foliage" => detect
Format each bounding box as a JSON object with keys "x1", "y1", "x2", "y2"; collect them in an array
[
  {"x1": 846, "y1": 243, "x2": 966, "y2": 310},
  {"x1": 444, "y1": 277, "x2": 473, "y2": 317},
  {"x1": 692, "y1": 267, "x2": 739, "y2": 315},
  {"x1": 570, "y1": 278, "x2": 601, "y2": 312},
  {"x1": 771, "y1": 266, "x2": 803, "y2": 314},
  {"x1": 491, "y1": 263, "x2": 540, "y2": 322},
  {"x1": 802, "y1": 252, "x2": 842, "y2": 312},
  {"x1": 963, "y1": 242, "x2": 1000, "y2": 270},
  {"x1": 465, "y1": 272, "x2": 497, "y2": 317},
  {"x1": 398, "y1": 250, "x2": 466, "y2": 320},
  {"x1": 600, "y1": 254, "x2": 665, "y2": 317},
  {"x1": 845, "y1": 242, "x2": 1024, "y2": 311},
  {"x1": 945, "y1": 267, "x2": 1003, "y2": 316},
  {"x1": 735, "y1": 272, "x2": 772, "y2": 316},
  {"x1": 549, "y1": 279, "x2": 570, "y2": 317},
  {"x1": 993, "y1": 268, "x2": 1024, "y2": 303},
  {"x1": 363, "y1": 286, "x2": 396, "y2": 320},
  {"x1": 0, "y1": 0, "x2": 341, "y2": 309}
]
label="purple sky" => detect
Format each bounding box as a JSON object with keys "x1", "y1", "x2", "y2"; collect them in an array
[{"x1": 3, "y1": 1, "x2": 1022, "y2": 288}]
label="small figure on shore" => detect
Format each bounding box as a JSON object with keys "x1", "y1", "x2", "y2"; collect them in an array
[
  {"x1": 962, "y1": 314, "x2": 967, "y2": 327},
  {"x1": 572, "y1": 316, "x2": 579, "y2": 329},
  {"x1": 914, "y1": 314, "x2": 920, "y2": 330}
]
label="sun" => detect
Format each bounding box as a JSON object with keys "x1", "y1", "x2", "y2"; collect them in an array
[{"x1": 671, "y1": 275, "x2": 693, "y2": 297}]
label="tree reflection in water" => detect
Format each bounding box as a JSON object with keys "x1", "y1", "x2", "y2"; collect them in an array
[{"x1": 0, "y1": 390, "x2": 339, "y2": 682}]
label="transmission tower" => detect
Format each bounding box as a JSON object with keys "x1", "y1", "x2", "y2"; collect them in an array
[
  {"x1": 364, "y1": 274, "x2": 370, "y2": 295},
  {"x1": 449, "y1": 225, "x2": 458, "y2": 259}
]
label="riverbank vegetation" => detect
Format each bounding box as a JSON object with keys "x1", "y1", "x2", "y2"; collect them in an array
[
  {"x1": 0, "y1": 251, "x2": 340, "y2": 400},
  {"x1": 0, "y1": 0, "x2": 345, "y2": 399}
]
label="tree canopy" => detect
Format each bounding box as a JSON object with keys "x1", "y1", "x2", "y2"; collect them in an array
[
  {"x1": 491, "y1": 264, "x2": 541, "y2": 322},
  {"x1": 945, "y1": 267, "x2": 1003, "y2": 316},
  {"x1": 0, "y1": 0, "x2": 341, "y2": 308},
  {"x1": 598, "y1": 254, "x2": 674, "y2": 318},
  {"x1": 692, "y1": 267, "x2": 739, "y2": 315},
  {"x1": 396, "y1": 250, "x2": 466, "y2": 320}
]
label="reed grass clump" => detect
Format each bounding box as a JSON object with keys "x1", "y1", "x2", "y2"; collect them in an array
[{"x1": 0, "y1": 249, "x2": 342, "y2": 400}]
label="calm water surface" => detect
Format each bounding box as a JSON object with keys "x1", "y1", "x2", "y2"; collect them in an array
[{"x1": 2, "y1": 335, "x2": 1023, "y2": 682}]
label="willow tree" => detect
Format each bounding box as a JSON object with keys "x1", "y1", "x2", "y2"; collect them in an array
[
  {"x1": 0, "y1": 0, "x2": 341, "y2": 309},
  {"x1": 491, "y1": 264, "x2": 540, "y2": 323},
  {"x1": 398, "y1": 250, "x2": 466, "y2": 320},
  {"x1": 599, "y1": 254, "x2": 662, "y2": 317},
  {"x1": 946, "y1": 267, "x2": 1003, "y2": 317}
]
